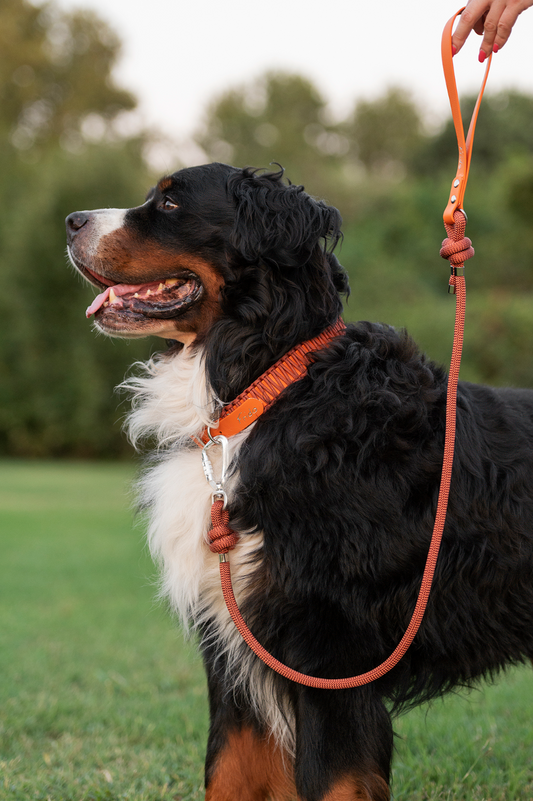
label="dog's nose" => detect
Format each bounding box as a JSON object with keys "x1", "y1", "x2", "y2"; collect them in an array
[{"x1": 66, "y1": 211, "x2": 89, "y2": 241}]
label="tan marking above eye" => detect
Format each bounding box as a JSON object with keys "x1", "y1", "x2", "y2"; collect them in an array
[{"x1": 157, "y1": 176, "x2": 173, "y2": 193}]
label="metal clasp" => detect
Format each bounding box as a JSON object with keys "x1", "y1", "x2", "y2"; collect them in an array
[{"x1": 201, "y1": 433, "x2": 230, "y2": 508}]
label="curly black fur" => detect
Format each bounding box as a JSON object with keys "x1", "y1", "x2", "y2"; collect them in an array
[
  {"x1": 195, "y1": 165, "x2": 533, "y2": 800},
  {"x1": 72, "y1": 162, "x2": 533, "y2": 800},
  {"x1": 204, "y1": 167, "x2": 348, "y2": 403}
]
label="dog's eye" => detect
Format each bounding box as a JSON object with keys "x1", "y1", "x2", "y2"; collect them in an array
[{"x1": 161, "y1": 197, "x2": 178, "y2": 211}]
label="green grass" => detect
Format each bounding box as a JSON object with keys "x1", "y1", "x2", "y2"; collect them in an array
[
  {"x1": 393, "y1": 671, "x2": 533, "y2": 800},
  {"x1": 1, "y1": 460, "x2": 532, "y2": 800},
  {"x1": 0, "y1": 460, "x2": 207, "y2": 800}
]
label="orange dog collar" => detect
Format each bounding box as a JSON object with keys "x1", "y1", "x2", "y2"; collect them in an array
[{"x1": 198, "y1": 318, "x2": 346, "y2": 445}]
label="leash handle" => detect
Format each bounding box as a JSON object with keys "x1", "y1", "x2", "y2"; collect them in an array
[{"x1": 442, "y1": 7, "x2": 492, "y2": 225}]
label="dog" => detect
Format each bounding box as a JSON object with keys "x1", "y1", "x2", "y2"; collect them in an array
[{"x1": 66, "y1": 163, "x2": 533, "y2": 801}]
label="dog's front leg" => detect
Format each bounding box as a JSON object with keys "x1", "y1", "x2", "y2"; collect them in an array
[
  {"x1": 203, "y1": 648, "x2": 295, "y2": 801},
  {"x1": 205, "y1": 722, "x2": 296, "y2": 801},
  {"x1": 293, "y1": 686, "x2": 392, "y2": 801}
]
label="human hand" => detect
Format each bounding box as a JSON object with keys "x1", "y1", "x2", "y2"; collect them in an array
[{"x1": 452, "y1": 0, "x2": 533, "y2": 62}]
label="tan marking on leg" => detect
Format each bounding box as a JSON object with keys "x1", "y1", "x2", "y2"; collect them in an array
[
  {"x1": 321, "y1": 773, "x2": 390, "y2": 801},
  {"x1": 205, "y1": 727, "x2": 295, "y2": 801}
]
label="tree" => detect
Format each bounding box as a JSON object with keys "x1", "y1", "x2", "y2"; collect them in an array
[
  {"x1": 0, "y1": 0, "x2": 154, "y2": 457},
  {"x1": 0, "y1": 0, "x2": 136, "y2": 157},
  {"x1": 195, "y1": 72, "x2": 351, "y2": 207},
  {"x1": 344, "y1": 87, "x2": 425, "y2": 178}
]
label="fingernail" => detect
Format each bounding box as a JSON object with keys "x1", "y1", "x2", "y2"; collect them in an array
[
  {"x1": 452, "y1": 44, "x2": 458, "y2": 56},
  {"x1": 478, "y1": 49, "x2": 487, "y2": 63},
  {"x1": 493, "y1": 43, "x2": 500, "y2": 53}
]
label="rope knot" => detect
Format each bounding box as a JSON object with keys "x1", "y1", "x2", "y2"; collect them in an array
[
  {"x1": 440, "y1": 209, "x2": 475, "y2": 267},
  {"x1": 208, "y1": 498, "x2": 239, "y2": 554},
  {"x1": 440, "y1": 235, "x2": 474, "y2": 265}
]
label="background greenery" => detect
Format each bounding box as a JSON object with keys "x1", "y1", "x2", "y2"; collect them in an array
[
  {"x1": 2, "y1": 5, "x2": 533, "y2": 795},
  {"x1": 1, "y1": 0, "x2": 533, "y2": 457},
  {"x1": 1, "y1": 460, "x2": 532, "y2": 800}
]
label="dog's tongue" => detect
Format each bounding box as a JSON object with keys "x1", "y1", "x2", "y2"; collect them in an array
[{"x1": 86, "y1": 283, "x2": 145, "y2": 318}]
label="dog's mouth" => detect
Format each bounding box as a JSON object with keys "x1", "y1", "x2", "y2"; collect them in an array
[
  {"x1": 84, "y1": 271, "x2": 203, "y2": 320},
  {"x1": 68, "y1": 250, "x2": 204, "y2": 327}
]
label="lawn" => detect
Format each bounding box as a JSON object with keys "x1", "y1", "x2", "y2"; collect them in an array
[{"x1": 0, "y1": 459, "x2": 532, "y2": 800}]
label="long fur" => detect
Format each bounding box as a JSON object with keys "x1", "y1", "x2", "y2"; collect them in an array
[
  {"x1": 122, "y1": 348, "x2": 296, "y2": 752},
  {"x1": 69, "y1": 164, "x2": 533, "y2": 801}
]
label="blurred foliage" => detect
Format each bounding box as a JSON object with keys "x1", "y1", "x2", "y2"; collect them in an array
[
  {"x1": 344, "y1": 86, "x2": 426, "y2": 178},
  {"x1": 0, "y1": 0, "x2": 155, "y2": 457},
  {"x1": 197, "y1": 73, "x2": 533, "y2": 393},
  {"x1": 195, "y1": 76, "x2": 429, "y2": 215},
  {"x1": 417, "y1": 90, "x2": 533, "y2": 175},
  {"x1": 1, "y1": 2, "x2": 533, "y2": 458},
  {"x1": 0, "y1": 0, "x2": 136, "y2": 151},
  {"x1": 196, "y1": 72, "x2": 353, "y2": 210}
]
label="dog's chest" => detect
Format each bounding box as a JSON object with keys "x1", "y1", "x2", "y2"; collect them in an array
[{"x1": 125, "y1": 349, "x2": 261, "y2": 627}]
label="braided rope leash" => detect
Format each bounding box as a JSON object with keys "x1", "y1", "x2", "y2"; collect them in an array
[{"x1": 204, "y1": 8, "x2": 490, "y2": 688}]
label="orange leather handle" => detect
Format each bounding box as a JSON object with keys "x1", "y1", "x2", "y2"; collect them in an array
[{"x1": 442, "y1": 7, "x2": 492, "y2": 225}]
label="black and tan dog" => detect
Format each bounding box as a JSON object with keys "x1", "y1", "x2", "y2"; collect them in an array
[{"x1": 67, "y1": 163, "x2": 533, "y2": 801}]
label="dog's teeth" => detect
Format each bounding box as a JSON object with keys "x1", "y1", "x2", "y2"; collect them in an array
[
  {"x1": 146, "y1": 289, "x2": 151, "y2": 296},
  {"x1": 158, "y1": 283, "x2": 164, "y2": 293},
  {"x1": 109, "y1": 288, "x2": 117, "y2": 303},
  {"x1": 134, "y1": 293, "x2": 139, "y2": 298},
  {"x1": 165, "y1": 278, "x2": 178, "y2": 286}
]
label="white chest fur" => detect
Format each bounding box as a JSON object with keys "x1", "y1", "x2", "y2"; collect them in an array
[
  {"x1": 123, "y1": 348, "x2": 255, "y2": 621},
  {"x1": 122, "y1": 347, "x2": 293, "y2": 751}
]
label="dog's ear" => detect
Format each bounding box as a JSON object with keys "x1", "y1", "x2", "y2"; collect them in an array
[
  {"x1": 326, "y1": 251, "x2": 350, "y2": 298},
  {"x1": 227, "y1": 167, "x2": 342, "y2": 269}
]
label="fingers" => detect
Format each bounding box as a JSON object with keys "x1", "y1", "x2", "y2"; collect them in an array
[
  {"x1": 473, "y1": 14, "x2": 488, "y2": 36},
  {"x1": 491, "y1": 0, "x2": 533, "y2": 53},
  {"x1": 452, "y1": 0, "x2": 532, "y2": 60},
  {"x1": 452, "y1": 0, "x2": 492, "y2": 53},
  {"x1": 477, "y1": 0, "x2": 509, "y2": 61}
]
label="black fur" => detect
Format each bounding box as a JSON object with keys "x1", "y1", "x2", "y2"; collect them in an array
[
  {"x1": 204, "y1": 166, "x2": 347, "y2": 403},
  {"x1": 70, "y1": 163, "x2": 533, "y2": 800},
  {"x1": 197, "y1": 166, "x2": 533, "y2": 799}
]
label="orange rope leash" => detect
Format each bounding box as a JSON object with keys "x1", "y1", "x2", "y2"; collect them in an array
[
  {"x1": 207, "y1": 8, "x2": 490, "y2": 688},
  {"x1": 209, "y1": 263, "x2": 465, "y2": 689}
]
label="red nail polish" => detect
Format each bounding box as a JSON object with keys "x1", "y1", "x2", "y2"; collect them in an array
[
  {"x1": 493, "y1": 43, "x2": 500, "y2": 53},
  {"x1": 452, "y1": 44, "x2": 458, "y2": 56},
  {"x1": 479, "y1": 49, "x2": 487, "y2": 63}
]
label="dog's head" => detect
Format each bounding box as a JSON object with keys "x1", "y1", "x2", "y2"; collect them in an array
[{"x1": 67, "y1": 163, "x2": 349, "y2": 394}]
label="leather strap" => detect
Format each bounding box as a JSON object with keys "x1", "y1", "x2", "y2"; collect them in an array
[{"x1": 442, "y1": 7, "x2": 492, "y2": 225}]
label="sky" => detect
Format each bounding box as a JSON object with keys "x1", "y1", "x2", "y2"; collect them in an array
[{"x1": 55, "y1": 0, "x2": 533, "y2": 164}]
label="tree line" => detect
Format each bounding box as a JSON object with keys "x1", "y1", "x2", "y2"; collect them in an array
[{"x1": 2, "y1": 0, "x2": 533, "y2": 457}]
